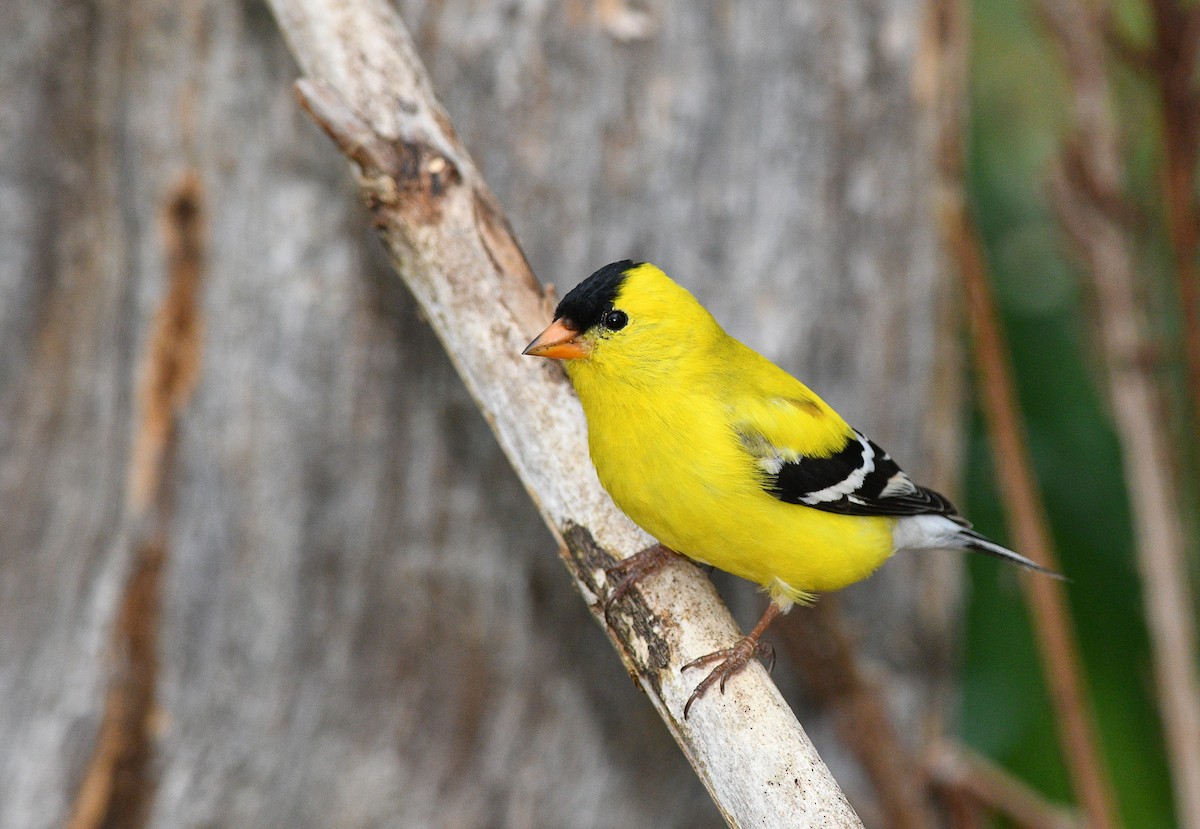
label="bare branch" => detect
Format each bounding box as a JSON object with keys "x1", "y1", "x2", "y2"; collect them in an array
[{"x1": 265, "y1": 0, "x2": 863, "y2": 825}]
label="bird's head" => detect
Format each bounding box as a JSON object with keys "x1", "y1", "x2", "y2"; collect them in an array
[{"x1": 523, "y1": 261, "x2": 720, "y2": 381}]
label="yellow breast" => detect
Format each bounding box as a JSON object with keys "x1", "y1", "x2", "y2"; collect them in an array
[{"x1": 571, "y1": 362, "x2": 894, "y2": 603}]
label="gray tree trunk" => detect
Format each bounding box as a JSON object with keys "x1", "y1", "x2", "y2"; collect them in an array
[{"x1": 0, "y1": 1, "x2": 958, "y2": 827}]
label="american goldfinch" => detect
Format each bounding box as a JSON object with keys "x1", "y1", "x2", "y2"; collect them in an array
[{"x1": 524, "y1": 260, "x2": 1057, "y2": 716}]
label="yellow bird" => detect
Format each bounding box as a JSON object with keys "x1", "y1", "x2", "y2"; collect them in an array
[{"x1": 524, "y1": 260, "x2": 1057, "y2": 716}]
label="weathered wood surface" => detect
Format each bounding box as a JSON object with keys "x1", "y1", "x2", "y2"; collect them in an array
[{"x1": 0, "y1": 0, "x2": 956, "y2": 826}]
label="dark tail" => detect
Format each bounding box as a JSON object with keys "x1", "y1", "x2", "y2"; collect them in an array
[{"x1": 959, "y1": 529, "x2": 1067, "y2": 580}]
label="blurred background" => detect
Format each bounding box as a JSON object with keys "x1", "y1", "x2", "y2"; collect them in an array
[
  {"x1": 963, "y1": 1, "x2": 1197, "y2": 827},
  {"x1": 1, "y1": 0, "x2": 1196, "y2": 827}
]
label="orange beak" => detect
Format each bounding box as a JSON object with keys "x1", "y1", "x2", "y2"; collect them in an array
[{"x1": 522, "y1": 318, "x2": 591, "y2": 360}]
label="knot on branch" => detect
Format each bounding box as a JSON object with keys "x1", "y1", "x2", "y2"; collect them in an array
[
  {"x1": 294, "y1": 78, "x2": 461, "y2": 226},
  {"x1": 359, "y1": 140, "x2": 461, "y2": 226}
]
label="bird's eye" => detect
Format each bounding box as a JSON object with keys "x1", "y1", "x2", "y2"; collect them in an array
[{"x1": 603, "y1": 309, "x2": 628, "y2": 330}]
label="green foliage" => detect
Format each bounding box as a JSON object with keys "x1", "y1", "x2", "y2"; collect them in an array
[{"x1": 963, "y1": 1, "x2": 1182, "y2": 826}]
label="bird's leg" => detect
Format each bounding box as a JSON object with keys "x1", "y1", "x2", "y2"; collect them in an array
[
  {"x1": 602, "y1": 542, "x2": 679, "y2": 627},
  {"x1": 681, "y1": 602, "x2": 782, "y2": 718}
]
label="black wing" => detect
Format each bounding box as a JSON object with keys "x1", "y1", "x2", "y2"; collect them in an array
[{"x1": 742, "y1": 427, "x2": 968, "y2": 524}]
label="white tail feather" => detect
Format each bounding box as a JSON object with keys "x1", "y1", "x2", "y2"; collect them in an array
[{"x1": 893, "y1": 515, "x2": 1064, "y2": 579}]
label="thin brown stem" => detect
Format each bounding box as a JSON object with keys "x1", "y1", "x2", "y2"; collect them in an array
[
  {"x1": 1040, "y1": 1, "x2": 1200, "y2": 826},
  {"x1": 932, "y1": 0, "x2": 1120, "y2": 824},
  {"x1": 947, "y1": 196, "x2": 1122, "y2": 829},
  {"x1": 1148, "y1": 0, "x2": 1200, "y2": 440},
  {"x1": 927, "y1": 740, "x2": 1081, "y2": 829}
]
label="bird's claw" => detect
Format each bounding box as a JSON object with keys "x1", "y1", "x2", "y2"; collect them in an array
[
  {"x1": 602, "y1": 543, "x2": 675, "y2": 627},
  {"x1": 681, "y1": 637, "x2": 775, "y2": 719}
]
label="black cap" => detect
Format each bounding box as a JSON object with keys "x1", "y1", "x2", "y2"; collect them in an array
[{"x1": 555, "y1": 260, "x2": 640, "y2": 331}]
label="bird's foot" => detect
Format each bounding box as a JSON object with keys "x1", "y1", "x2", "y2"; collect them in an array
[
  {"x1": 602, "y1": 543, "x2": 677, "y2": 627},
  {"x1": 680, "y1": 637, "x2": 776, "y2": 719},
  {"x1": 680, "y1": 602, "x2": 783, "y2": 718}
]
